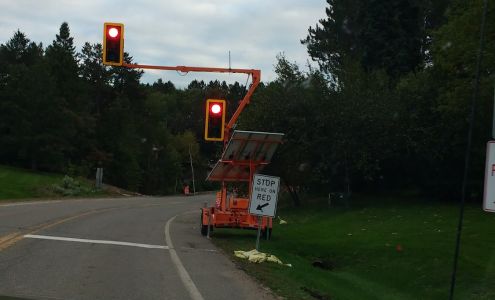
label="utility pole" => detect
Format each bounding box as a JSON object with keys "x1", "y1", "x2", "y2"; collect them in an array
[
  {"x1": 449, "y1": 1, "x2": 488, "y2": 299},
  {"x1": 492, "y1": 83, "x2": 495, "y2": 139},
  {"x1": 189, "y1": 144, "x2": 196, "y2": 194}
]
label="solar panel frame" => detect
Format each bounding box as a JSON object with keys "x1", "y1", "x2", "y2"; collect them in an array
[{"x1": 206, "y1": 130, "x2": 284, "y2": 182}]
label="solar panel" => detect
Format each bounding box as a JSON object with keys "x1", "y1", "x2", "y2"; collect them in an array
[{"x1": 206, "y1": 130, "x2": 284, "y2": 182}]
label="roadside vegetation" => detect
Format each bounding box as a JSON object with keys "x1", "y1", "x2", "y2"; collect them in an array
[
  {"x1": 1, "y1": 1, "x2": 493, "y2": 200},
  {"x1": 213, "y1": 195, "x2": 495, "y2": 300},
  {"x1": 0, "y1": 165, "x2": 107, "y2": 201}
]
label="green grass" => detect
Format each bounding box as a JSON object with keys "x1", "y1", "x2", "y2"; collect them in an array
[
  {"x1": 211, "y1": 196, "x2": 495, "y2": 300},
  {"x1": 0, "y1": 165, "x2": 107, "y2": 201},
  {"x1": 0, "y1": 165, "x2": 63, "y2": 200}
]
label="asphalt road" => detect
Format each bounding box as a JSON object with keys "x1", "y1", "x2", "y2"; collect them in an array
[{"x1": 0, "y1": 195, "x2": 276, "y2": 300}]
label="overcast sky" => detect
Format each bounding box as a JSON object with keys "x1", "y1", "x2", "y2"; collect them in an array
[{"x1": 0, "y1": 0, "x2": 327, "y2": 87}]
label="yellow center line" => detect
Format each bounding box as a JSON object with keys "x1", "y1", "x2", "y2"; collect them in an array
[
  {"x1": 0, "y1": 232, "x2": 22, "y2": 251},
  {"x1": 0, "y1": 202, "x2": 172, "y2": 252},
  {"x1": 0, "y1": 207, "x2": 117, "y2": 251}
]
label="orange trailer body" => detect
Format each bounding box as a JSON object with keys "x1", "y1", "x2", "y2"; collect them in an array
[
  {"x1": 201, "y1": 131, "x2": 283, "y2": 237},
  {"x1": 200, "y1": 191, "x2": 273, "y2": 236}
]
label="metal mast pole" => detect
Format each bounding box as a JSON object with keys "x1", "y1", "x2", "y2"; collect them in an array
[{"x1": 189, "y1": 145, "x2": 196, "y2": 194}]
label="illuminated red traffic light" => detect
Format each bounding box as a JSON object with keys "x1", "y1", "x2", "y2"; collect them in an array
[
  {"x1": 108, "y1": 27, "x2": 119, "y2": 38},
  {"x1": 211, "y1": 103, "x2": 222, "y2": 114}
]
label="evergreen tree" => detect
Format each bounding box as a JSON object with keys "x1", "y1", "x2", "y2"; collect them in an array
[
  {"x1": 152, "y1": 78, "x2": 176, "y2": 94},
  {"x1": 0, "y1": 31, "x2": 45, "y2": 167},
  {"x1": 302, "y1": 0, "x2": 429, "y2": 79},
  {"x1": 45, "y1": 22, "x2": 80, "y2": 100}
]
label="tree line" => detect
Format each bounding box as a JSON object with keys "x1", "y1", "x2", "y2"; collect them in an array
[
  {"x1": 0, "y1": 22, "x2": 244, "y2": 194},
  {"x1": 1, "y1": 0, "x2": 494, "y2": 201},
  {"x1": 240, "y1": 0, "x2": 494, "y2": 202}
]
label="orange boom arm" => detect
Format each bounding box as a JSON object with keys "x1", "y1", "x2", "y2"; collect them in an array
[{"x1": 123, "y1": 63, "x2": 260, "y2": 142}]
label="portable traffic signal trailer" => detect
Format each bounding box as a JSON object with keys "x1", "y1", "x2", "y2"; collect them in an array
[
  {"x1": 100, "y1": 22, "x2": 280, "y2": 236},
  {"x1": 201, "y1": 130, "x2": 284, "y2": 238}
]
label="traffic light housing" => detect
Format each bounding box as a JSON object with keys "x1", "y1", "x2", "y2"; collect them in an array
[
  {"x1": 103, "y1": 22, "x2": 124, "y2": 66},
  {"x1": 204, "y1": 99, "x2": 226, "y2": 141}
]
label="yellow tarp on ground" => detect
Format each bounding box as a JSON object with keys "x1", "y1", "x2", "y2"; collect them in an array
[{"x1": 234, "y1": 249, "x2": 292, "y2": 267}]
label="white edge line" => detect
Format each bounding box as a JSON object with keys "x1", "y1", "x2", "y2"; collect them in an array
[
  {"x1": 180, "y1": 247, "x2": 217, "y2": 253},
  {"x1": 165, "y1": 215, "x2": 204, "y2": 300},
  {"x1": 24, "y1": 234, "x2": 168, "y2": 250}
]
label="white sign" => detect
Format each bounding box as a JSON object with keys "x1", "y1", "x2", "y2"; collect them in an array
[
  {"x1": 483, "y1": 141, "x2": 495, "y2": 212},
  {"x1": 249, "y1": 174, "x2": 280, "y2": 217}
]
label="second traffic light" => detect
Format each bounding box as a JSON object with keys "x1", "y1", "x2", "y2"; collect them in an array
[
  {"x1": 103, "y1": 22, "x2": 124, "y2": 66},
  {"x1": 204, "y1": 99, "x2": 226, "y2": 141}
]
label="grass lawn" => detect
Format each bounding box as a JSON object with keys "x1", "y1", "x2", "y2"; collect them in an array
[
  {"x1": 211, "y1": 195, "x2": 495, "y2": 300},
  {"x1": 0, "y1": 165, "x2": 107, "y2": 201},
  {"x1": 0, "y1": 165, "x2": 63, "y2": 200}
]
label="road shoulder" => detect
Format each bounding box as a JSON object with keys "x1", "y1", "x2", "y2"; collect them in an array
[{"x1": 169, "y1": 211, "x2": 278, "y2": 300}]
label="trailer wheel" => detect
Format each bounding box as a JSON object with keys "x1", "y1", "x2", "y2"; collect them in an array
[{"x1": 200, "y1": 213, "x2": 208, "y2": 236}]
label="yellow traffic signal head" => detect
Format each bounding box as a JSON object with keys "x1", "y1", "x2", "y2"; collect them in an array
[
  {"x1": 103, "y1": 22, "x2": 124, "y2": 66},
  {"x1": 205, "y1": 99, "x2": 226, "y2": 141}
]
